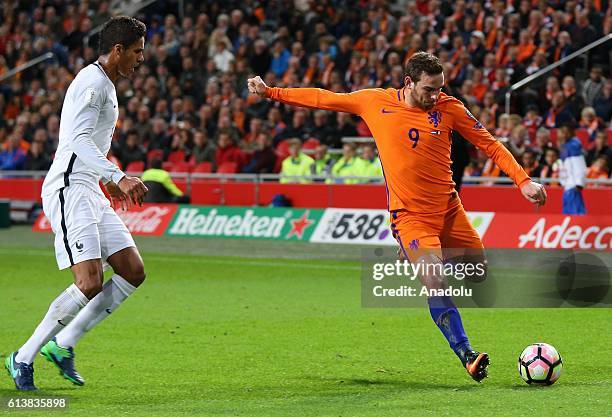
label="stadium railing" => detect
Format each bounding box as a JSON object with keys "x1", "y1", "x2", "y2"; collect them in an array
[
  {"x1": 505, "y1": 33, "x2": 612, "y2": 115},
  {"x1": 1, "y1": 171, "x2": 611, "y2": 187},
  {"x1": 0, "y1": 52, "x2": 55, "y2": 83}
]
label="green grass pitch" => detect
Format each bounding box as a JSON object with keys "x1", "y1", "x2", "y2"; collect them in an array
[{"x1": 0, "y1": 226, "x2": 610, "y2": 416}]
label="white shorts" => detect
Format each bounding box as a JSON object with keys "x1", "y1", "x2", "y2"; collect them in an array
[{"x1": 42, "y1": 183, "x2": 135, "y2": 270}]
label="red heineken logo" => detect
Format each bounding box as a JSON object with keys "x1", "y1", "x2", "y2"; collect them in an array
[{"x1": 286, "y1": 211, "x2": 314, "y2": 239}]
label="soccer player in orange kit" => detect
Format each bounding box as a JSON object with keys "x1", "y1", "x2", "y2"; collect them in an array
[{"x1": 248, "y1": 52, "x2": 546, "y2": 382}]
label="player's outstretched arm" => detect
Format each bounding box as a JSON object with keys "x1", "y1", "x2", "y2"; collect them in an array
[
  {"x1": 448, "y1": 100, "x2": 546, "y2": 205},
  {"x1": 247, "y1": 76, "x2": 369, "y2": 115}
]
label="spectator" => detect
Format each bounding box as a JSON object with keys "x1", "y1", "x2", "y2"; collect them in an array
[
  {"x1": 215, "y1": 132, "x2": 246, "y2": 171},
  {"x1": 578, "y1": 107, "x2": 603, "y2": 141},
  {"x1": 593, "y1": 79, "x2": 612, "y2": 122},
  {"x1": 570, "y1": 10, "x2": 598, "y2": 49},
  {"x1": 521, "y1": 149, "x2": 541, "y2": 177},
  {"x1": 586, "y1": 156, "x2": 610, "y2": 186},
  {"x1": 274, "y1": 109, "x2": 308, "y2": 145},
  {"x1": 557, "y1": 124, "x2": 587, "y2": 215},
  {"x1": 332, "y1": 113, "x2": 358, "y2": 147},
  {"x1": 212, "y1": 38, "x2": 235, "y2": 72},
  {"x1": 539, "y1": 147, "x2": 561, "y2": 183},
  {"x1": 142, "y1": 158, "x2": 190, "y2": 203},
  {"x1": 23, "y1": 139, "x2": 51, "y2": 171},
  {"x1": 330, "y1": 143, "x2": 363, "y2": 184},
  {"x1": 270, "y1": 40, "x2": 291, "y2": 78},
  {"x1": 533, "y1": 127, "x2": 554, "y2": 164},
  {"x1": 468, "y1": 31, "x2": 487, "y2": 68},
  {"x1": 242, "y1": 117, "x2": 265, "y2": 149},
  {"x1": 280, "y1": 138, "x2": 314, "y2": 184},
  {"x1": 586, "y1": 131, "x2": 612, "y2": 170},
  {"x1": 242, "y1": 133, "x2": 276, "y2": 174},
  {"x1": 311, "y1": 144, "x2": 334, "y2": 177},
  {"x1": 582, "y1": 66, "x2": 606, "y2": 107},
  {"x1": 267, "y1": 107, "x2": 287, "y2": 138},
  {"x1": 117, "y1": 130, "x2": 146, "y2": 170},
  {"x1": 309, "y1": 110, "x2": 336, "y2": 146},
  {"x1": 148, "y1": 118, "x2": 172, "y2": 154},
  {"x1": 544, "y1": 91, "x2": 575, "y2": 128},
  {"x1": 249, "y1": 39, "x2": 272, "y2": 76},
  {"x1": 190, "y1": 131, "x2": 216, "y2": 165},
  {"x1": 562, "y1": 76, "x2": 585, "y2": 120},
  {"x1": 358, "y1": 143, "x2": 383, "y2": 182},
  {"x1": 0, "y1": 134, "x2": 27, "y2": 170}
]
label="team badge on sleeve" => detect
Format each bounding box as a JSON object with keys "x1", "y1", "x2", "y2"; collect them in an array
[
  {"x1": 465, "y1": 109, "x2": 484, "y2": 130},
  {"x1": 84, "y1": 87, "x2": 97, "y2": 107}
]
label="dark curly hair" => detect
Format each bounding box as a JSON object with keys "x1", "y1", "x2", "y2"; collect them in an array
[
  {"x1": 99, "y1": 16, "x2": 146, "y2": 55},
  {"x1": 404, "y1": 52, "x2": 443, "y2": 83}
]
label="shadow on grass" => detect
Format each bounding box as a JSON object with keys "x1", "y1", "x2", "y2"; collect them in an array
[
  {"x1": 302, "y1": 376, "x2": 483, "y2": 391},
  {"x1": 0, "y1": 387, "x2": 77, "y2": 396}
]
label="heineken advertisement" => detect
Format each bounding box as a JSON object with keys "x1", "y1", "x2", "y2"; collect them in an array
[{"x1": 166, "y1": 206, "x2": 324, "y2": 240}]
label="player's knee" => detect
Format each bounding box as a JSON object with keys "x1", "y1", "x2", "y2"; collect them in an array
[
  {"x1": 77, "y1": 276, "x2": 103, "y2": 299},
  {"x1": 124, "y1": 261, "x2": 146, "y2": 287}
]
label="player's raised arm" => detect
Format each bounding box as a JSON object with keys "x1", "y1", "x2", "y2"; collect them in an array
[
  {"x1": 247, "y1": 76, "x2": 370, "y2": 115},
  {"x1": 448, "y1": 100, "x2": 547, "y2": 206}
]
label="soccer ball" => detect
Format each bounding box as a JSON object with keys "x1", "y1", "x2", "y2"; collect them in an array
[{"x1": 518, "y1": 343, "x2": 563, "y2": 385}]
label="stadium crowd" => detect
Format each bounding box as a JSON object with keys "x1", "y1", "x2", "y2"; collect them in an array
[{"x1": 0, "y1": 0, "x2": 610, "y2": 186}]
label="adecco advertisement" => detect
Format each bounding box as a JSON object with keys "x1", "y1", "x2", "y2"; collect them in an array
[
  {"x1": 483, "y1": 214, "x2": 612, "y2": 250},
  {"x1": 166, "y1": 207, "x2": 323, "y2": 240},
  {"x1": 33, "y1": 204, "x2": 177, "y2": 235},
  {"x1": 310, "y1": 208, "x2": 495, "y2": 246}
]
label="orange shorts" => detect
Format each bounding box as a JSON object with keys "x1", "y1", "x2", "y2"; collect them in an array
[{"x1": 390, "y1": 202, "x2": 483, "y2": 261}]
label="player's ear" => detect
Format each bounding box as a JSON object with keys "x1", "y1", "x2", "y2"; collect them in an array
[
  {"x1": 113, "y1": 44, "x2": 124, "y2": 56},
  {"x1": 404, "y1": 76, "x2": 412, "y2": 88}
]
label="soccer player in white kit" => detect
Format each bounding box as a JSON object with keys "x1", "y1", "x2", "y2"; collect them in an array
[{"x1": 5, "y1": 16, "x2": 149, "y2": 390}]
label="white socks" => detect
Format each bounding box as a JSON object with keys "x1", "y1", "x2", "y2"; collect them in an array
[
  {"x1": 55, "y1": 274, "x2": 136, "y2": 348},
  {"x1": 16, "y1": 284, "x2": 88, "y2": 364}
]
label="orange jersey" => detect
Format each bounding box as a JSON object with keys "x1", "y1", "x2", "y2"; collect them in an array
[{"x1": 265, "y1": 87, "x2": 530, "y2": 213}]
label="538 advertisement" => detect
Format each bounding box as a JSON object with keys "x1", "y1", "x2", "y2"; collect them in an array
[{"x1": 310, "y1": 209, "x2": 494, "y2": 245}]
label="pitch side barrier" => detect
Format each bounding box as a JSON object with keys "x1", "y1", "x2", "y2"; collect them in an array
[{"x1": 31, "y1": 205, "x2": 612, "y2": 252}]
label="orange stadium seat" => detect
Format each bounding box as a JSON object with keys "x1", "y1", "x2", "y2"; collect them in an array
[
  {"x1": 193, "y1": 162, "x2": 213, "y2": 173},
  {"x1": 302, "y1": 138, "x2": 320, "y2": 151},
  {"x1": 217, "y1": 162, "x2": 238, "y2": 174},
  {"x1": 170, "y1": 161, "x2": 194, "y2": 173},
  {"x1": 125, "y1": 161, "x2": 145, "y2": 173},
  {"x1": 147, "y1": 149, "x2": 164, "y2": 166},
  {"x1": 167, "y1": 150, "x2": 186, "y2": 164}
]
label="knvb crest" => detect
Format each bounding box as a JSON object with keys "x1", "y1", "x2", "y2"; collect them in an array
[
  {"x1": 465, "y1": 109, "x2": 484, "y2": 130},
  {"x1": 408, "y1": 239, "x2": 420, "y2": 250},
  {"x1": 427, "y1": 111, "x2": 442, "y2": 128}
]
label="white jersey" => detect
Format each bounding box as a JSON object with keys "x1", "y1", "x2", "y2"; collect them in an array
[{"x1": 42, "y1": 62, "x2": 125, "y2": 197}]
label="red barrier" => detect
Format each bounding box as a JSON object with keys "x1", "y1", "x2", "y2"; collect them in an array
[
  {"x1": 1, "y1": 178, "x2": 611, "y2": 214},
  {"x1": 0, "y1": 178, "x2": 44, "y2": 202},
  {"x1": 459, "y1": 185, "x2": 612, "y2": 215}
]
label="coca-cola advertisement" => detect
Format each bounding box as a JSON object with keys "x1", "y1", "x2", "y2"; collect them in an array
[{"x1": 33, "y1": 204, "x2": 177, "y2": 236}]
